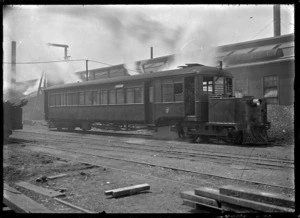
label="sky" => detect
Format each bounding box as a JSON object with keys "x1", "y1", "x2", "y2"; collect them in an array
[{"x1": 3, "y1": 4, "x2": 294, "y2": 88}]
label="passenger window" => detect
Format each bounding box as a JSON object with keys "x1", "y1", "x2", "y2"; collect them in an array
[
  {"x1": 126, "y1": 88, "x2": 134, "y2": 104},
  {"x1": 50, "y1": 94, "x2": 55, "y2": 106},
  {"x1": 67, "y1": 93, "x2": 73, "y2": 105},
  {"x1": 79, "y1": 92, "x2": 85, "y2": 105},
  {"x1": 174, "y1": 83, "x2": 183, "y2": 102},
  {"x1": 101, "y1": 90, "x2": 108, "y2": 104},
  {"x1": 225, "y1": 78, "x2": 233, "y2": 96},
  {"x1": 162, "y1": 83, "x2": 173, "y2": 102},
  {"x1": 55, "y1": 94, "x2": 61, "y2": 106},
  {"x1": 61, "y1": 93, "x2": 65, "y2": 106},
  {"x1": 109, "y1": 89, "x2": 116, "y2": 104},
  {"x1": 72, "y1": 93, "x2": 78, "y2": 105},
  {"x1": 134, "y1": 87, "x2": 144, "y2": 103},
  {"x1": 116, "y1": 89, "x2": 124, "y2": 104},
  {"x1": 203, "y1": 77, "x2": 213, "y2": 94},
  {"x1": 93, "y1": 91, "x2": 100, "y2": 105},
  {"x1": 85, "y1": 91, "x2": 92, "y2": 105},
  {"x1": 214, "y1": 77, "x2": 224, "y2": 95}
]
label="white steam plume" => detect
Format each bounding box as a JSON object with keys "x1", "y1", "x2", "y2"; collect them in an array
[{"x1": 164, "y1": 21, "x2": 220, "y2": 70}]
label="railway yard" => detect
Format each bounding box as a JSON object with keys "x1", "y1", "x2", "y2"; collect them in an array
[{"x1": 3, "y1": 123, "x2": 295, "y2": 214}]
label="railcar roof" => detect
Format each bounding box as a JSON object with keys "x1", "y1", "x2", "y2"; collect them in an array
[{"x1": 45, "y1": 65, "x2": 232, "y2": 91}]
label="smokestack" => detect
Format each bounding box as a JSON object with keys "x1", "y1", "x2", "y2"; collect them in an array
[
  {"x1": 11, "y1": 41, "x2": 16, "y2": 84},
  {"x1": 273, "y1": 5, "x2": 281, "y2": 37},
  {"x1": 150, "y1": 47, "x2": 153, "y2": 59}
]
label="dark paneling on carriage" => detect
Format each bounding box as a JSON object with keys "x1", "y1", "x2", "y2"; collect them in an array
[{"x1": 45, "y1": 65, "x2": 270, "y2": 144}]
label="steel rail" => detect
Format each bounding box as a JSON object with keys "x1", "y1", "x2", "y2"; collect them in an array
[
  {"x1": 12, "y1": 130, "x2": 294, "y2": 165},
  {"x1": 9, "y1": 135, "x2": 293, "y2": 170},
  {"x1": 26, "y1": 137, "x2": 294, "y2": 169},
  {"x1": 10, "y1": 134, "x2": 294, "y2": 170},
  {"x1": 9, "y1": 136, "x2": 294, "y2": 170},
  {"x1": 13, "y1": 140, "x2": 294, "y2": 191}
]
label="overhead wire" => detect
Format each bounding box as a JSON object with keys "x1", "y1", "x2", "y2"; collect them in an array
[
  {"x1": 251, "y1": 19, "x2": 274, "y2": 39},
  {"x1": 88, "y1": 59, "x2": 140, "y2": 74},
  {"x1": 3, "y1": 58, "x2": 141, "y2": 74},
  {"x1": 3, "y1": 59, "x2": 86, "y2": 64}
]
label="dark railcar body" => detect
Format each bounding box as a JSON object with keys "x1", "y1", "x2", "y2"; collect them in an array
[
  {"x1": 3, "y1": 101, "x2": 26, "y2": 140},
  {"x1": 44, "y1": 65, "x2": 270, "y2": 144}
]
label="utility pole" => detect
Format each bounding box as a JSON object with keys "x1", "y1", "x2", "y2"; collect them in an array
[
  {"x1": 86, "y1": 60, "x2": 89, "y2": 81},
  {"x1": 47, "y1": 43, "x2": 70, "y2": 60}
]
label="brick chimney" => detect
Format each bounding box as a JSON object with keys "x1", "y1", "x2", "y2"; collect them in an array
[{"x1": 273, "y1": 5, "x2": 281, "y2": 37}]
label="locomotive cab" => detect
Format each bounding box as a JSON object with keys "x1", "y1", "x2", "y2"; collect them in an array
[{"x1": 178, "y1": 69, "x2": 270, "y2": 144}]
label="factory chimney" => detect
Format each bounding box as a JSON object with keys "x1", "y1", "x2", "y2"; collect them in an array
[
  {"x1": 11, "y1": 41, "x2": 16, "y2": 84},
  {"x1": 150, "y1": 47, "x2": 153, "y2": 59},
  {"x1": 273, "y1": 5, "x2": 281, "y2": 37}
]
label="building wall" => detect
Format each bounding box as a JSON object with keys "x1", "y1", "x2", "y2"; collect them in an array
[
  {"x1": 227, "y1": 58, "x2": 294, "y2": 105},
  {"x1": 22, "y1": 94, "x2": 45, "y2": 121}
]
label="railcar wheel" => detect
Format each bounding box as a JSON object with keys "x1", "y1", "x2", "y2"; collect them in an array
[
  {"x1": 57, "y1": 127, "x2": 62, "y2": 131},
  {"x1": 176, "y1": 123, "x2": 185, "y2": 138},
  {"x1": 68, "y1": 126, "x2": 75, "y2": 131},
  {"x1": 81, "y1": 122, "x2": 91, "y2": 131}
]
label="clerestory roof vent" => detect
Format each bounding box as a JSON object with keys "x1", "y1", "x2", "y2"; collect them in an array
[{"x1": 178, "y1": 63, "x2": 204, "y2": 69}]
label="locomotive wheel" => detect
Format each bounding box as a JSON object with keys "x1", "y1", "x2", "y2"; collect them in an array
[
  {"x1": 190, "y1": 135, "x2": 200, "y2": 143},
  {"x1": 233, "y1": 131, "x2": 243, "y2": 145}
]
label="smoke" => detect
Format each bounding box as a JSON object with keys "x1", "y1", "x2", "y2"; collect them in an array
[
  {"x1": 5, "y1": 5, "x2": 288, "y2": 99},
  {"x1": 23, "y1": 79, "x2": 40, "y2": 95},
  {"x1": 164, "y1": 20, "x2": 220, "y2": 70}
]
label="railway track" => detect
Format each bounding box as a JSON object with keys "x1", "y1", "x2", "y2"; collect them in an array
[
  {"x1": 11, "y1": 130, "x2": 294, "y2": 170},
  {"x1": 9, "y1": 137, "x2": 294, "y2": 191}
]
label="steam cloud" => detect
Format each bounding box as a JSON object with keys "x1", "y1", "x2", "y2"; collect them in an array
[{"x1": 6, "y1": 5, "x2": 280, "y2": 101}]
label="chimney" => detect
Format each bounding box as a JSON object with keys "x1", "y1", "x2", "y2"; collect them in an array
[
  {"x1": 150, "y1": 47, "x2": 153, "y2": 59},
  {"x1": 273, "y1": 5, "x2": 281, "y2": 37},
  {"x1": 11, "y1": 41, "x2": 16, "y2": 84}
]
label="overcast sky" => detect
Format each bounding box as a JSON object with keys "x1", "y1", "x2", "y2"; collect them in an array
[{"x1": 3, "y1": 4, "x2": 294, "y2": 84}]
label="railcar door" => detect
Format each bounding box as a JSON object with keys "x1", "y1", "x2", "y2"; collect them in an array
[
  {"x1": 144, "y1": 81, "x2": 154, "y2": 124},
  {"x1": 184, "y1": 76, "x2": 195, "y2": 116}
]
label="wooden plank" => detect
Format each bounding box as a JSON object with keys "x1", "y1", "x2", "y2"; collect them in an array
[
  {"x1": 3, "y1": 207, "x2": 13, "y2": 212},
  {"x1": 182, "y1": 199, "x2": 225, "y2": 213},
  {"x1": 221, "y1": 202, "x2": 257, "y2": 213},
  {"x1": 105, "y1": 184, "x2": 150, "y2": 197},
  {"x1": 194, "y1": 187, "x2": 294, "y2": 213},
  {"x1": 220, "y1": 185, "x2": 295, "y2": 209},
  {"x1": 54, "y1": 198, "x2": 94, "y2": 213},
  {"x1": 15, "y1": 182, "x2": 65, "y2": 198},
  {"x1": 180, "y1": 191, "x2": 220, "y2": 208},
  {"x1": 181, "y1": 190, "x2": 255, "y2": 213},
  {"x1": 47, "y1": 173, "x2": 68, "y2": 180},
  {"x1": 104, "y1": 190, "x2": 114, "y2": 196},
  {"x1": 3, "y1": 183, "x2": 52, "y2": 213}
]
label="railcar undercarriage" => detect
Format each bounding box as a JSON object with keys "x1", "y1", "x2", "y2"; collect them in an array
[{"x1": 173, "y1": 121, "x2": 270, "y2": 145}]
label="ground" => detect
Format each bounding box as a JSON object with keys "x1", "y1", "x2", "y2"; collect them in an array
[{"x1": 3, "y1": 123, "x2": 295, "y2": 213}]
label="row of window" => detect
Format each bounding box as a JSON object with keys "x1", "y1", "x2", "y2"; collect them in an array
[
  {"x1": 49, "y1": 87, "x2": 144, "y2": 106},
  {"x1": 49, "y1": 77, "x2": 235, "y2": 106}
]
